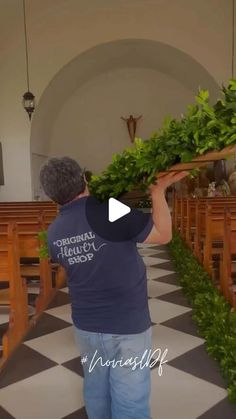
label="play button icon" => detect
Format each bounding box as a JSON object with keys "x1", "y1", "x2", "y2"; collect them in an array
[
  {"x1": 85, "y1": 195, "x2": 152, "y2": 243},
  {"x1": 108, "y1": 198, "x2": 131, "y2": 222}
]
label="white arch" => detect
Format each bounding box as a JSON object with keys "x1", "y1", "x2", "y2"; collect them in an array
[
  {"x1": 30, "y1": 38, "x2": 219, "y2": 198},
  {"x1": 30, "y1": 38, "x2": 219, "y2": 154}
]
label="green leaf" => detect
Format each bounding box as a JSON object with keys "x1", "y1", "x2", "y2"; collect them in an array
[{"x1": 228, "y1": 79, "x2": 236, "y2": 91}]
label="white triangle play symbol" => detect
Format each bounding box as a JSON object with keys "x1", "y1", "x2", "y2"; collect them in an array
[{"x1": 108, "y1": 198, "x2": 131, "y2": 222}]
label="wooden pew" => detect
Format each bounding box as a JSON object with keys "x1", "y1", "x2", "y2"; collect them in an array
[
  {"x1": 220, "y1": 210, "x2": 236, "y2": 308},
  {"x1": 0, "y1": 223, "x2": 29, "y2": 365},
  {"x1": 203, "y1": 206, "x2": 236, "y2": 276},
  {"x1": 0, "y1": 219, "x2": 63, "y2": 316},
  {"x1": 180, "y1": 198, "x2": 186, "y2": 238},
  {"x1": 171, "y1": 193, "x2": 236, "y2": 259},
  {"x1": 16, "y1": 219, "x2": 58, "y2": 314},
  {"x1": 0, "y1": 212, "x2": 66, "y2": 366},
  {"x1": 0, "y1": 203, "x2": 57, "y2": 220},
  {"x1": 0, "y1": 209, "x2": 56, "y2": 229},
  {"x1": 171, "y1": 193, "x2": 236, "y2": 308},
  {"x1": 172, "y1": 194, "x2": 236, "y2": 241},
  {"x1": 0, "y1": 201, "x2": 57, "y2": 209},
  {"x1": 0, "y1": 207, "x2": 56, "y2": 213},
  {"x1": 173, "y1": 196, "x2": 181, "y2": 231},
  {"x1": 0, "y1": 201, "x2": 55, "y2": 204},
  {"x1": 0, "y1": 203, "x2": 62, "y2": 291},
  {"x1": 0, "y1": 208, "x2": 57, "y2": 216},
  {"x1": 194, "y1": 199, "x2": 236, "y2": 261},
  {"x1": 172, "y1": 195, "x2": 197, "y2": 237},
  {"x1": 185, "y1": 198, "x2": 197, "y2": 247},
  {"x1": 180, "y1": 197, "x2": 197, "y2": 242}
]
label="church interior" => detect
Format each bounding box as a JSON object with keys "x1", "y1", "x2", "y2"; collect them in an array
[{"x1": 0, "y1": 1, "x2": 236, "y2": 418}]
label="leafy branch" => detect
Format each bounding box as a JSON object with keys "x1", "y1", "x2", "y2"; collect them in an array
[{"x1": 89, "y1": 80, "x2": 236, "y2": 200}]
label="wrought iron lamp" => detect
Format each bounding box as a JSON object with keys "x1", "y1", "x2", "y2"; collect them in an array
[{"x1": 22, "y1": 0, "x2": 35, "y2": 120}]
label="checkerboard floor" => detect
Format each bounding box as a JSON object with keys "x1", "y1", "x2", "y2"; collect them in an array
[{"x1": 0, "y1": 244, "x2": 236, "y2": 419}]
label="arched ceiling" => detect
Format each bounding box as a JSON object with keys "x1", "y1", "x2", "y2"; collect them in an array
[{"x1": 30, "y1": 38, "x2": 220, "y2": 154}]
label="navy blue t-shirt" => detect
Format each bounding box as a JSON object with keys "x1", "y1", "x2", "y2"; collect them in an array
[{"x1": 47, "y1": 196, "x2": 154, "y2": 334}]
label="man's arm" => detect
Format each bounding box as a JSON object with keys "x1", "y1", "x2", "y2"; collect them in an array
[{"x1": 144, "y1": 171, "x2": 189, "y2": 244}]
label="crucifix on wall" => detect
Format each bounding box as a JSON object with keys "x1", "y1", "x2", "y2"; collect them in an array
[{"x1": 121, "y1": 114, "x2": 142, "y2": 143}]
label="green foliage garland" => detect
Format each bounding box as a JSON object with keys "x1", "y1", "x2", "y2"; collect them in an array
[
  {"x1": 168, "y1": 233, "x2": 236, "y2": 403},
  {"x1": 38, "y1": 231, "x2": 49, "y2": 259},
  {"x1": 89, "y1": 80, "x2": 236, "y2": 200}
]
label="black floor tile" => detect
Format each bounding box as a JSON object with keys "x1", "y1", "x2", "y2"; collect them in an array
[
  {"x1": 157, "y1": 289, "x2": 192, "y2": 308},
  {"x1": 62, "y1": 356, "x2": 84, "y2": 378},
  {"x1": 147, "y1": 253, "x2": 169, "y2": 259},
  {"x1": 0, "y1": 344, "x2": 57, "y2": 389},
  {"x1": 154, "y1": 251, "x2": 171, "y2": 260},
  {"x1": 24, "y1": 312, "x2": 71, "y2": 341},
  {"x1": 160, "y1": 311, "x2": 199, "y2": 337},
  {"x1": 151, "y1": 245, "x2": 167, "y2": 251},
  {"x1": 153, "y1": 261, "x2": 176, "y2": 271},
  {"x1": 169, "y1": 343, "x2": 227, "y2": 389},
  {"x1": 0, "y1": 406, "x2": 15, "y2": 419},
  {"x1": 47, "y1": 291, "x2": 70, "y2": 309},
  {"x1": 149, "y1": 357, "x2": 160, "y2": 371},
  {"x1": 197, "y1": 397, "x2": 236, "y2": 418},
  {"x1": 152, "y1": 272, "x2": 180, "y2": 286},
  {"x1": 62, "y1": 407, "x2": 88, "y2": 419},
  {"x1": 28, "y1": 293, "x2": 38, "y2": 307}
]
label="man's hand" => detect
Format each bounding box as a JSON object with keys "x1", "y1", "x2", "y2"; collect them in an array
[{"x1": 149, "y1": 171, "x2": 189, "y2": 194}]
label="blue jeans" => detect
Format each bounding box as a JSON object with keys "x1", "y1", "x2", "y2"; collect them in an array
[{"x1": 74, "y1": 326, "x2": 152, "y2": 419}]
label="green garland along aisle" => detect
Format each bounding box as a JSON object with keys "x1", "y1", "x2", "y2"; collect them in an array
[
  {"x1": 89, "y1": 80, "x2": 236, "y2": 200},
  {"x1": 168, "y1": 233, "x2": 236, "y2": 403}
]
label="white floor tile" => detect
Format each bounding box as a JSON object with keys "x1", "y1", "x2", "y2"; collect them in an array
[
  {"x1": 138, "y1": 248, "x2": 168, "y2": 257},
  {"x1": 149, "y1": 298, "x2": 191, "y2": 324},
  {"x1": 150, "y1": 364, "x2": 227, "y2": 419},
  {"x1": 147, "y1": 266, "x2": 160, "y2": 280},
  {"x1": 148, "y1": 280, "x2": 180, "y2": 298},
  {"x1": 45, "y1": 304, "x2": 73, "y2": 324},
  {"x1": 137, "y1": 243, "x2": 161, "y2": 248},
  {"x1": 60, "y1": 287, "x2": 69, "y2": 293},
  {"x1": 146, "y1": 266, "x2": 174, "y2": 280},
  {"x1": 27, "y1": 286, "x2": 40, "y2": 294},
  {"x1": 143, "y1": 256, "x2": 165, "y2": 266},
  {"x1": 0, "y1": 366, "x2": 84, "y2": 419},
  {"x1": 25, "y1": 326, "x2": 80, "y2": 364},
  {"x1": 151, "y1": 324, "x2": 204, "y2": 362}
]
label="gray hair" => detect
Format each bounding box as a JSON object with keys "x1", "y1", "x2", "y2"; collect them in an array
[{"x1": 39, "y1": 157, "x2": 86, "y2": 205}]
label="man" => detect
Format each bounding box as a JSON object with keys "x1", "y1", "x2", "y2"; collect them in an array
[{"x1": 40, "y1": 157, "x2": 188, "y2": 419}]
